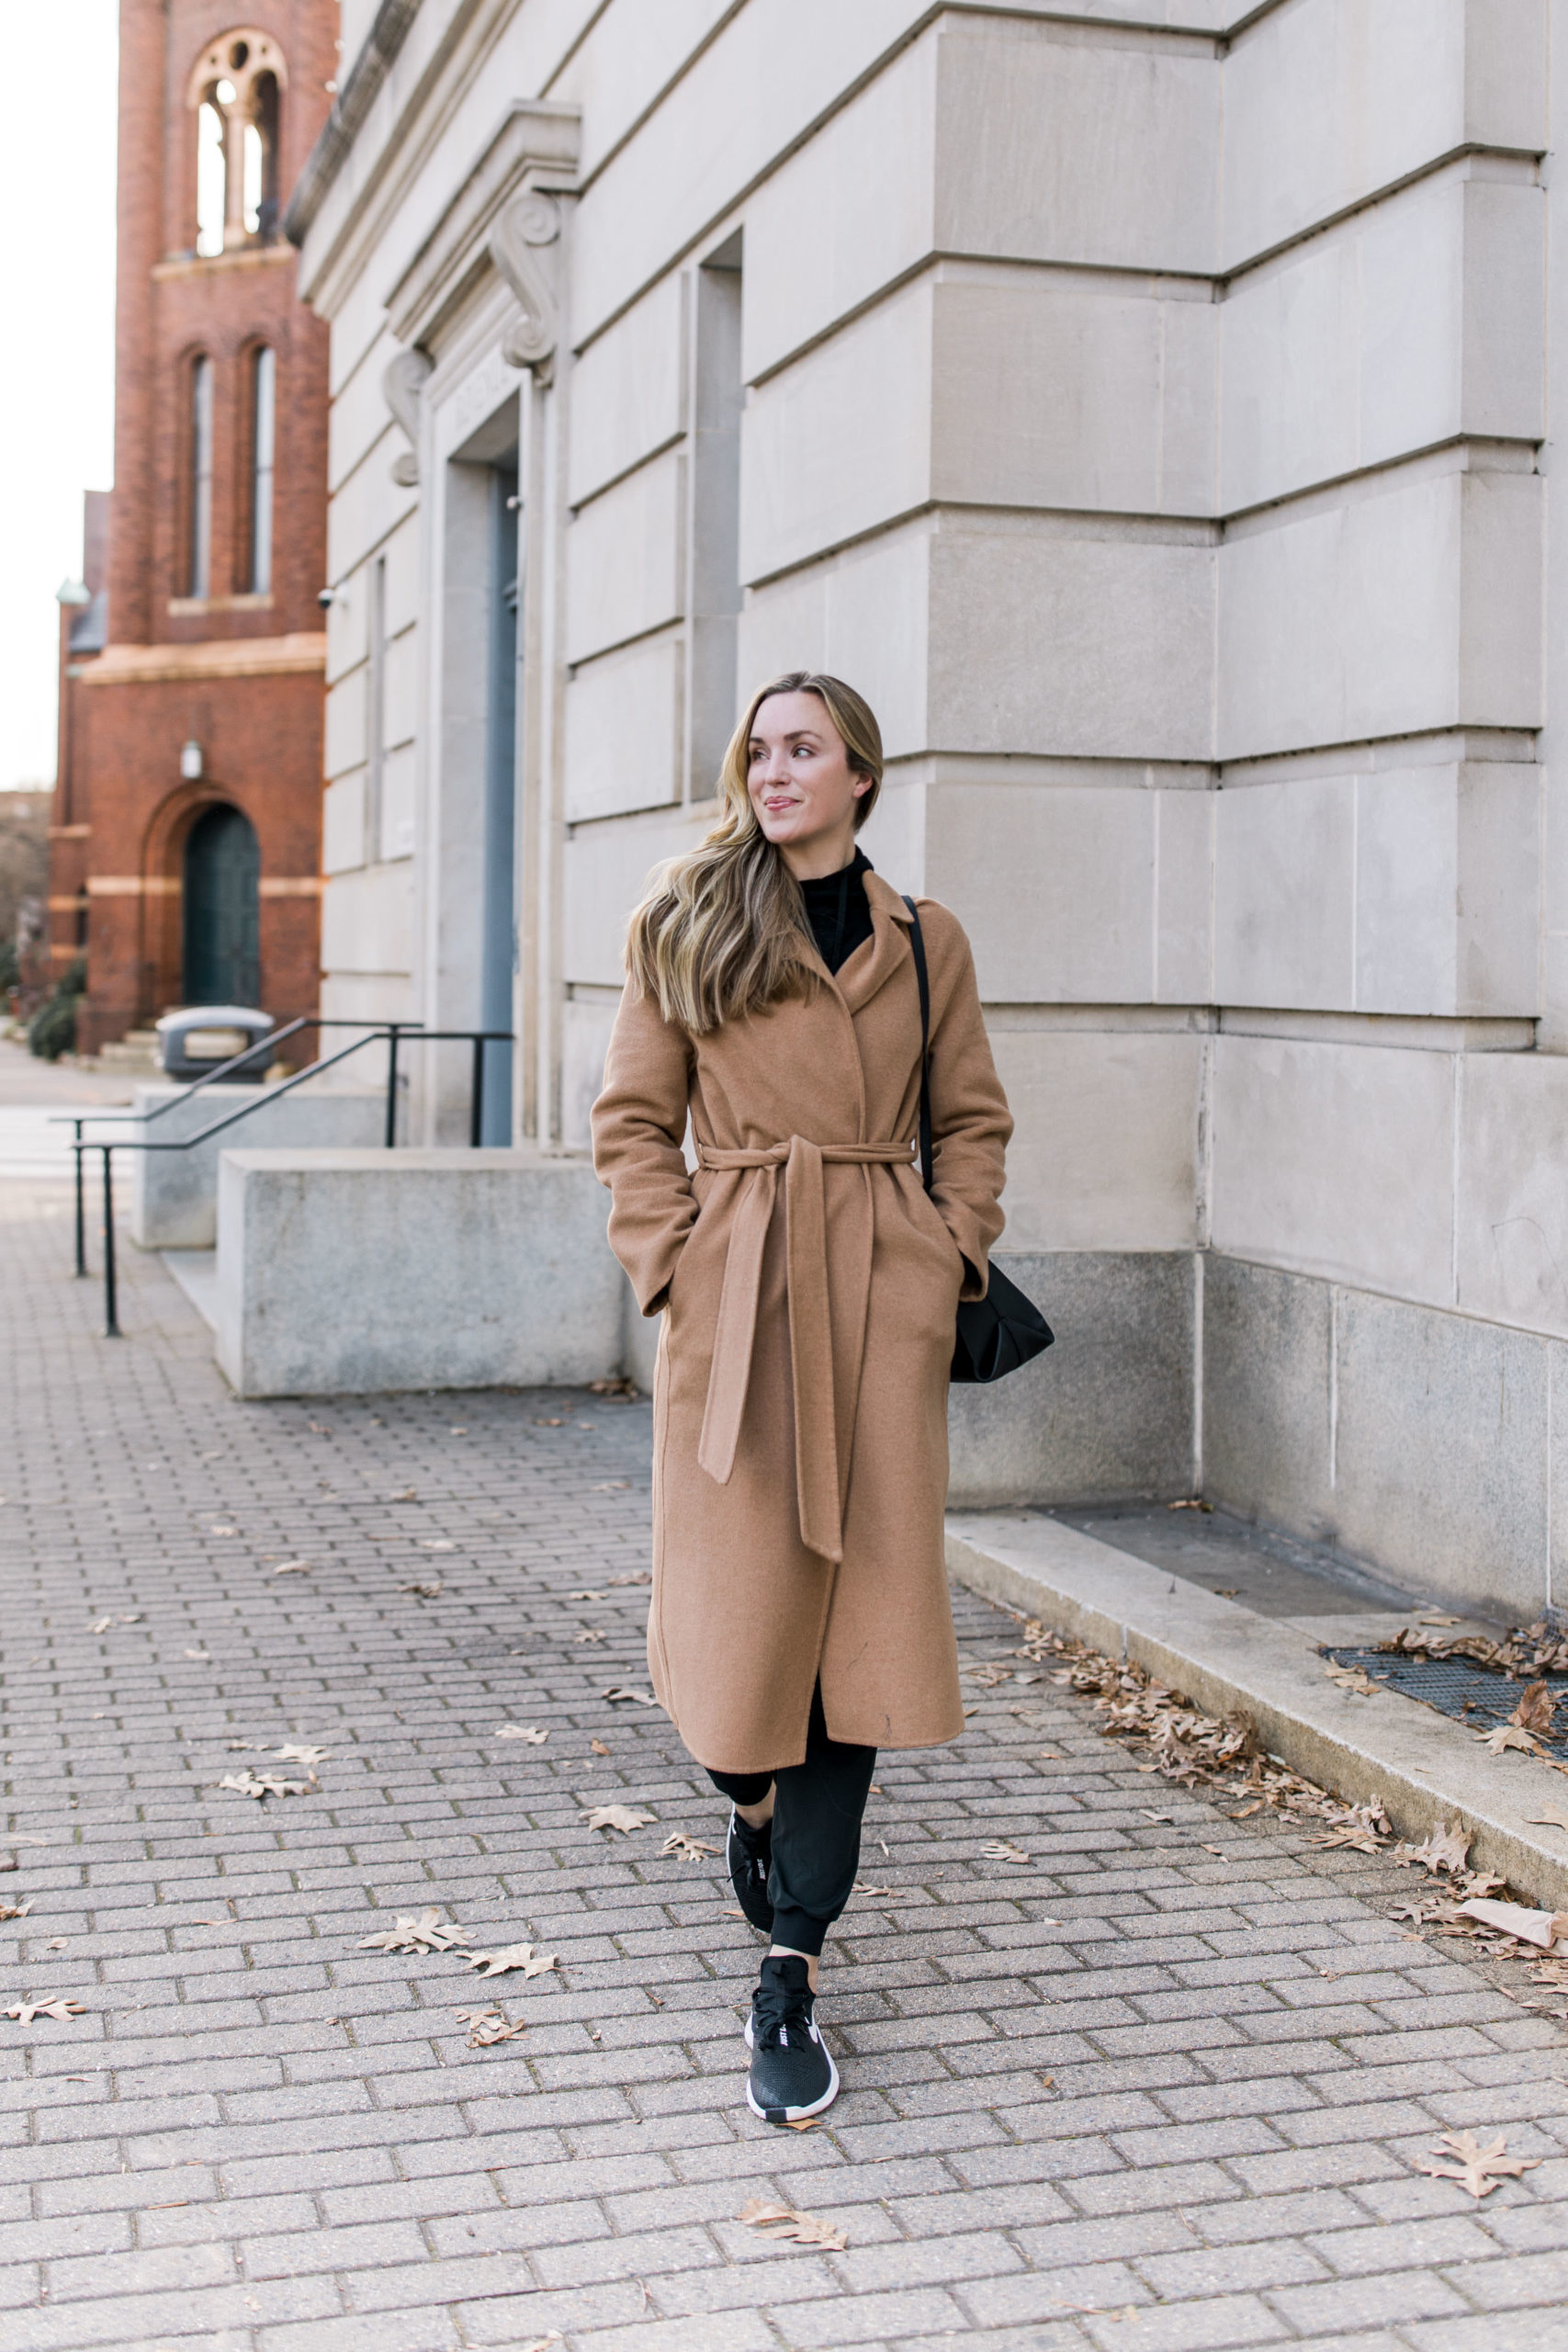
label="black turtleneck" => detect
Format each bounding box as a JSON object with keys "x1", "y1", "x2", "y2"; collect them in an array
[{"x1": 798, "y1": 848, "x2": 874, "y2": 976}]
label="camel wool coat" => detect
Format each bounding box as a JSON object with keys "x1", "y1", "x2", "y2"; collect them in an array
[{"x1": 591, "y1": 873, "x2": 1012, "y2": 1774}]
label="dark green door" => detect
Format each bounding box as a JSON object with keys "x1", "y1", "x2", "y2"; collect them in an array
[{"x1": 183, "y1": 804, "x2": 261, "y2": 1005}]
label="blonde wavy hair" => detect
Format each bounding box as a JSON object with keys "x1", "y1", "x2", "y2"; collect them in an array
[{"x1": 625, "y1": 671, "x2": 884, "y2": 1033}]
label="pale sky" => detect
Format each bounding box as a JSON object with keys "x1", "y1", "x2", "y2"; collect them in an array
[{"x1": 0, "y1": 5, "x2": 120, "y2": 793}]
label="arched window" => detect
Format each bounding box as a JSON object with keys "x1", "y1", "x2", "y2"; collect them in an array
[
  {"x1": 249, "y1": 346, "x2": 275, "y2": 595},
  {"x1": 186, "y1": 30, "x2": 288, "y2": 255},
  {"x1": 196, "y1": 99, "x2": 226, "y2": 257},
  {"x1": 189, "y1": 356, "x2": 215, "y2": 599}
]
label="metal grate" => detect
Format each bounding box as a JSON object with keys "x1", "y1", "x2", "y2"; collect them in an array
[{"x1": 1325, "y1": 1646, "x2": 1568, "y2": 1757}]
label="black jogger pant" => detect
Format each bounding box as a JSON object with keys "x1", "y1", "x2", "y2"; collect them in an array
[{"x1": 705, "y1": 1683, "x2": 877, "y2": 1955}]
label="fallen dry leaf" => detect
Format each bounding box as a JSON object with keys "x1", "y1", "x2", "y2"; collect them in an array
[
  {"x1": 853, "y1": 1882, "x2": 897, "y2": 1899},
  {"x1": 574, "y1": 1628, "x2": 607, "y2": 1645},
  {"x1": 980, "y1": 1839, "x2": 1032, "y2": 1866},
  {"x1": 1456, "y1": 1898, "x2": 1568, "y2": 1951},
  {"x1": 534, "y1": 1417, "x2": 566, "y2": 1427},
  {"x1": 358, "y1": 1908, "x2": 468, "y2": 1956},
  {"x1": 739, "y1": 2198, "x2": 847, "y2": 2251},
  {"x1": 1419, "y1": 1612, "x2": 1462, "y2": 1626},
  {"x1": 1408, "y1": 1821, "x2": 1472, "y2": 1877},
  {"x1": 461, "y1": 1943, "x2": 559, "y2": 1980},
  {"x1": 582, "y1": 1804, "x2": 654, "y2": 1836},
  {"x1": 593, "y1": 1480, "x2": 632, "y2": 1492},
  {"x1": 420, "y1": 1540, "x2": 457, "y2": 1552},
  {"x1": 216, "y1": 1771, "x2": 310, "y2": 1802},
  {"x1": 87, "y1": 1617, "x2": 113, "y2": 1634},
  {"x1": 1324, "y1": 1662, "x2": 1382, "y2": 1697},
  {"x1": 5, "y1": 1996, "x2": 85, "y2": 2024},
  {"x1": 457, "y1": 2007, "x2": 529, "y2": 2047},
  {"x1": 660, "y1": 1832, "x2": 719, "y2": 1861},
  {"x1": 590, "y1": 1739, "x2": 610, "y2": 1757},
  {"x1": 606, "y1": 1570, "x2": 650, "y2": 1584},
  {"x1": 400, "y1": 1581, "x2": 444, "y2": 1600},
  {"x1": 495, "y1": 1724, "x2": 548, "y2": 1744},
  {"x1": 0, "y1": 1901, "x2": 35, "y2": 1922},
  {"x1": 1416, "y1": 2131, "x2": 1541, "y2": 2199},
  {"x1": 184, "y1": 1649, "x2": 213, "y2": 1662},
  {"x1": 1479, "y1": 1723, "x2": 1540, "y2": 1757},
  {"x1": 209, "y1": 1525, "x2": 238, "y2": 1537},
  {"x1": 274, "y1": 1745, "x2": 331, "y2": 1769},
  {"x1": 570, "y1": 1590, "x2": 605, "y2": 1602},
  {"x1": 1308, "y1": 1801, "x2": 1393, "y2": 1856},
  {"x1": 1525, "y1": 1805, "x2": 1568, "y2": 1833},
  {"x1": 1513, "y1": 1679, "x2": 1559, "y2": 1736},
  {"x1": 1311, "y1": 1824, "x2": 1384, "y2": 1853},
  {"x1": 273, "y1": 1561, "x2": 311, "y2": 1576},
  {"x1": 602, "y1": 1686, "x2": 657, "y2": 1706}
]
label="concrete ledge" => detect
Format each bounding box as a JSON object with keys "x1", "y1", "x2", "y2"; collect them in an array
[
  {"x1": 947, "y1": 1508, "x2": 1568, "y2": 1912},
  {"x1": 130, "y1": 1083, "x2": 385, "y2": 1248},
  {"x1": 215, "y1": 1147, "x2": 623, "y2": 1396},
  {"x1": 947, "y1": 1250, "x2": 1196, "y2": 1507}
]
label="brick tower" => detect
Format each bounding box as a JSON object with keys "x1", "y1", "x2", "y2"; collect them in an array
[{"x1": 50, "y1": 3, "x2": 336, "y2": 1057}]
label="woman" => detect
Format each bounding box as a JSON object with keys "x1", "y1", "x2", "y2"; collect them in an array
[{"x1": 591, "y1": 671, "x2": 1011, "y2": 2124}]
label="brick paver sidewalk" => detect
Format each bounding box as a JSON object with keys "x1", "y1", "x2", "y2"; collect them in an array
[{"x1": 4, "y1": 1173, "x2": 1568, "y2": 2350}]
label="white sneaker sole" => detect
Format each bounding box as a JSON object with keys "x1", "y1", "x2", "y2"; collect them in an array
[{"x1": 743, "y1": 2017, "x2": 840, "y2": 2122}]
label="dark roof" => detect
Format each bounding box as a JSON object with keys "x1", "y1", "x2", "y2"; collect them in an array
[{"x1": 69, "y1": 591, "x2": 108, "y2": 656}]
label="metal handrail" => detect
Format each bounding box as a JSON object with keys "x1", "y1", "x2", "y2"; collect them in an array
[
  {"x1": 51, "y1": 1012, "x2": 332, "y2": 1129},
  {"x1": 53, "y1": 1014, "x2": 378, "y2": 1277},
  {"x1": 71, "y1": 1022, "x2": 513, "y2": 1336}
]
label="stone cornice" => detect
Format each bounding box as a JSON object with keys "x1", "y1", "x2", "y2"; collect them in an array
[
  {"x1": 290, "y1": 0, "x2": 516, "y2": 315},
  {"x1": 383, "y1": 99, "x2": 579, "y2": 349},
  {"x1": 73, "y1": 635, "x2": 327, "y2": 687},
  {"x1": 283, "y1": 0, "x2": 423, "y2": 247}
]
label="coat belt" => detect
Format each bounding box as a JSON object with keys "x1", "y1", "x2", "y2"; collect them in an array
[{"x1": 694, "y1": 1135, "x2": 915, "y2": 1563}]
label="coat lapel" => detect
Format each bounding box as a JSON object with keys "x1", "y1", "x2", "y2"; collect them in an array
[{"x1": 837, "y1": 871, "x2": 914, "y2": 1017}]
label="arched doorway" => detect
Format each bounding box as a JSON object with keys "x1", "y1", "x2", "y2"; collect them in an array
[{"x1": 183, "y1": 804, "x2": 260, "y2": 1005}]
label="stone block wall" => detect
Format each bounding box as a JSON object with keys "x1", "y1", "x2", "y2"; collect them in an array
[{"x1": 292, "y1": 0, "x2": 1568, "y2": 1618}]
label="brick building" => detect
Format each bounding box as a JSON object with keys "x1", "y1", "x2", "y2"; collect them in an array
[{"x1": 51, "y1": 4, "x2": 336, "y2": 1056}]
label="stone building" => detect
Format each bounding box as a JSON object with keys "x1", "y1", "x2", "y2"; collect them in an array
[
  {"x1": 50, "y1": 1, "x2": 337, "y2": 1056},
  {"x1": 286, "y1": 0, "x2": 1566, "y2": 1621}
]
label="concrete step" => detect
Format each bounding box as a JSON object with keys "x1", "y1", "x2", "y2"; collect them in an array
[
  {"x1": 161, "y1": 1248, "x2": 219, "y2": 1330},
  {"x1": 83, "y1": 1031, "x2": 162, "y2": 1076},
  {"x1": 945, "y1": 1504, "x2": 1568, "y2": 1914}
]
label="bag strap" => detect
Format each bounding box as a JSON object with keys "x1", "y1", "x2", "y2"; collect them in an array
[{"x1": 903, "y1": 895, "x2": 934, "y2": 1195}]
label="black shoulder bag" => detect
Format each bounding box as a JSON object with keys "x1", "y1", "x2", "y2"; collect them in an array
[{"x1": 904, "y1": 897, "x2": 1055, "y2": 1384}]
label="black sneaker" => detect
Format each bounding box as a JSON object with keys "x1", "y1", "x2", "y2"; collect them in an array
[
  {"x1": 727, "y1": 1806, "x2": 774, "y2": 1936},
  {"x1": 745, "y1": 1953, "x2": 839, "y2": 2124}
]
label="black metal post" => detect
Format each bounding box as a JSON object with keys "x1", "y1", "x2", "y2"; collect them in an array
[
  {"x1": 101, "y1": 1148, "x2": 120, "y2": 1338},
  {"x1": 469, "y1": 1033, "x2": 485, "y2": 1148},
  {"x1": 384, "y1": 1024, "x2": 400, "y2": 1148},
  {"x1": 73, "y1": 1126, "x2": 86, "y2": 1276}
]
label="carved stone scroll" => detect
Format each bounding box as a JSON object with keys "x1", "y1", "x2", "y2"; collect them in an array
[
  {"x1": 489, "y1": 190, "x2": 562, "y2": 380},
  {"x1": 383, "y1": 348, "x2": 433, "y2": 486}
]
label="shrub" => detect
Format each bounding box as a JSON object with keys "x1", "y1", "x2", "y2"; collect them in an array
[{"x1": 28, "y1": 957, "x2": 86, "y2": 1061}]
